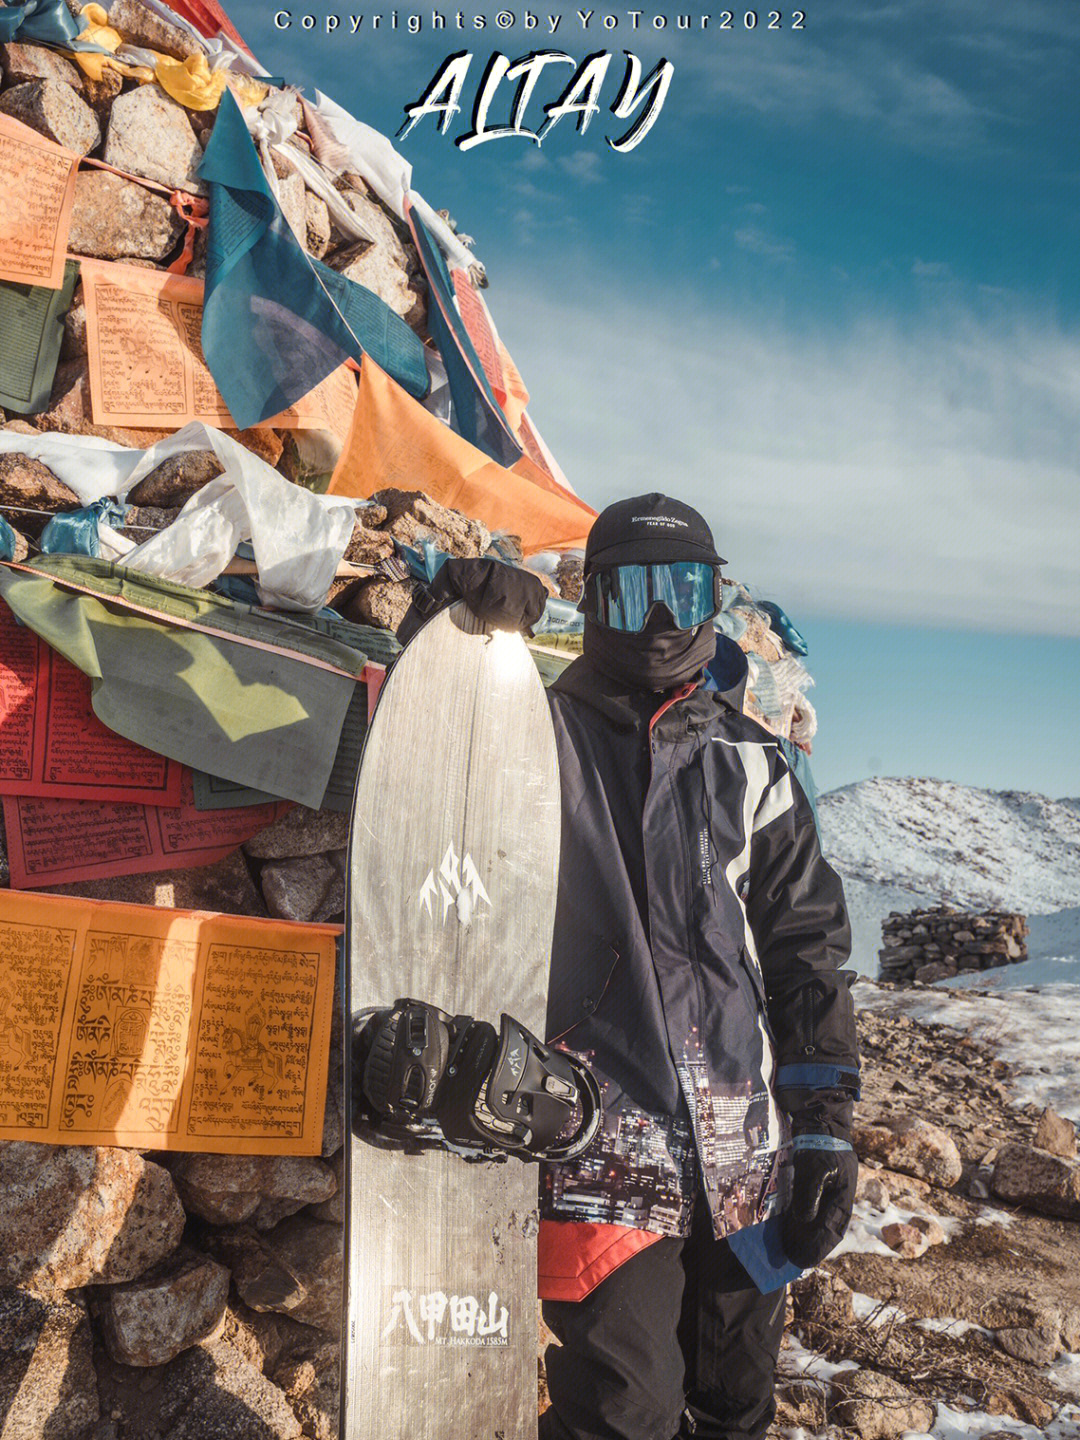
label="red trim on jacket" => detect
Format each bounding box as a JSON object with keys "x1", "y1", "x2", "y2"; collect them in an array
[
  {"x1": 538, "y1": 1219, "x2": 664, "y2": 1302},
  {"x1": 648, "y1": 681, "x2": 698, "y2": 732}
]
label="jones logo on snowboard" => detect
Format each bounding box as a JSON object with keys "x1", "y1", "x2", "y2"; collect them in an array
[
  {"x1": 418, "y1": 842, "x2": 492, "y2": 925},
  {"x1": 382, "y1": 1286, "x2": 511, "y2": 1346}
]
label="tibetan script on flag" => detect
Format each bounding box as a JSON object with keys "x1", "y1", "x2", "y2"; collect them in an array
[
  {"x1": 0, "y1": 113, "x2": 79, "y2": 289},
  {"x1": 0, "y1": 890, "x2": 337, "y2": 1155},
  {"x1": 81, "y1": 260, "x2": 358, "y2": 436}
]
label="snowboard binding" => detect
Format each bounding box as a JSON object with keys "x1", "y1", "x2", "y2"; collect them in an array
[{"x1": 353, "y1": 998, "x2": 602, "y2": 1162}]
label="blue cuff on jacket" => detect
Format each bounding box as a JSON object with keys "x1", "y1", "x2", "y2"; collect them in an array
[
  {"x1": 726, "y1": 1217, "x2": 803, "y2": 1293},
  {"x1": 791, "y1": 1134, "x2": 854, "y2": 1154},
  {"x1": 776, "y1": 1063, "x2": 861, "y2": 1098}
]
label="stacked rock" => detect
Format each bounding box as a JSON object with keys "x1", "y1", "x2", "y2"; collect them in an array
[{"x1": 878, "y1": 905, "x2": 1028, "y2": 984}]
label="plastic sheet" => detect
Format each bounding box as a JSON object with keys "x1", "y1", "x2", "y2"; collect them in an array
[
  {"x1": 770, "y1": 655, "x2": 815, "y2": 722},
  {"x1": 745, "y1": 652, "x2": 783, "y2": 720},
  {"x1": 534, "y1": 598, "x2": 584, "y2": 635},
  {"x1": 116, "y1": 422, "x2": 357, "y2": 612}
]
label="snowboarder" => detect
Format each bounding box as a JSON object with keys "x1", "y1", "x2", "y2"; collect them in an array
[{"x1": 363, "y1": 493, "x2": 860, "y2": 1440}]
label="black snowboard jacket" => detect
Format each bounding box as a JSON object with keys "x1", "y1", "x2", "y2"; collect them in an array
[{"x1": 540, "y1": 653, "x2": 859, "y2": 1242}]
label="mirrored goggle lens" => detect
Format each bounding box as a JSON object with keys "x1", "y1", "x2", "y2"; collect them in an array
[{"x1": 593, "y1": 562, "x2": 718, "y2": 632}]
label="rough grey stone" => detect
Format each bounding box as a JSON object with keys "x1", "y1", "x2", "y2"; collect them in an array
[
  {"x1": 851, "y1": 1114, "x2": 963, "y2": 1188},
  {"x1": 104, "y1": 85, "x2": 203, "y2": 191},
  {"x1": 50, "y1": 850, "x2": 267, "y2": 917},
  {"x1": 260, "y1": 852, "x2": 344, "y2": 923},
  {"x1": 306, "y1": 1149, "x2": 344, "y2": 1224},
  {"x1": 276, "y1": 170, "x2": 307, "y2": 246},
  {"x1": 0, "y1": 1142, "x2": 184, "y2": 1292},
  {"x1": 992, "y1": 1141, "x2": 1080, "y2": 1219},
  {"x1": 0, "y1": 453, "x2": 81, "y2": 528},
  {"x1": 994, "y1": 1322, "x2": 1062, "y2": 1366},
  {"x1": 100, "y1": 1249, "x2": 230, "y2": 1366},
  {"x1": 107, "y1": 0, "x2": 200, "y2": 58},
  {"x1": 341, "y1": 576, "x2": 416, "y2": 632},
  {"x1": 375, "y1": 488, "x2": 490, "y2": 558},
  {"x1": 68, "y1": 169, "x2": 186, "y2": 261},
  {"x1": 1035, "y1": 1106, "x2": 1077, "y2": 1159},
  {"x1": 829, "y1": 1370, "x2": 935, "y2": 1438},
  {"x1": 271, "y1": 1338, "x2": 340, "y2": 1440},
  {"x1": 169, "y1": 1154, "x2": 337, "y2": 1227},
  {"x1": 0, "y1": 78, "x2": 101, "y2": 155},
  {"x1": 244, "y1": 806, "x2": 349, "y2": 860},
  {"x1": 336, "y1": 187, "x2": 425, "y2": 328},
  {"x1": 0, "y1": 40, "x2": 82, "y2": 88},
  {"x1": 248, "y1": 1216, "x2": 342, "y2": 1332},
  {"x1": 0, "y1": 1287, "x2": 99, "y2": 1438},
  {"x1": 126, "y1": 449, "x2": 224, "y2": 508},
  {"x1": 159, "y1": 1335, "x2": 303, "y2": 1439},
  {"x1": 79, "y1": 66, "x2": 123, "y2": 119},
  {"x1": 305, "y1": 191, "x2": 332, "y2": 258}
]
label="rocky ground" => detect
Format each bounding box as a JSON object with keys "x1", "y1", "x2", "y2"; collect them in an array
[
  {"x1": 10, "y1": 975, "x2": 1076, "y2": 1438},
  {"x1": 765, "y1": 981, "x2": 1080, "y2": 1439}
]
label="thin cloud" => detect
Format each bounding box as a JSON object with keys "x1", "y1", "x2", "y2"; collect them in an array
[
  {"x1": 493, "y1": 274, "x2": 1080, "y2": 638},
  {"x1": 557, "y1": 151, "x2": 603, "y2": 184},
  {"x1": 733, "y1": 225, "x2": 796, "y2": 263}
]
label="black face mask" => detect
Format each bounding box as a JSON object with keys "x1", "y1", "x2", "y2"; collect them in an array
[{"x1": 583, "y1": 610, "x2": 717, "y2": 692}]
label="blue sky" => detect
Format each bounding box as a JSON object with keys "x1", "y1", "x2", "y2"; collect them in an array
[{"x1": 237, "y1": 0, "x2": 1080, "y2": 797}]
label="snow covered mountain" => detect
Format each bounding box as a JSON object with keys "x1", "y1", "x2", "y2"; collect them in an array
[{"x1": 815, "y1": 777, "x2": 1080, "y2": 978}]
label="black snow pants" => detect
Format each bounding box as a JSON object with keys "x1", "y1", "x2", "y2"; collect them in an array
[{"x1": 539, "y1": 1206, "x2": 786, "y2": 1440}]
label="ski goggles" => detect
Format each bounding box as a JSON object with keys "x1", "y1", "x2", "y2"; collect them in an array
[{"x1": 583, "y1": 562, "x2": 722, "y2": 633}]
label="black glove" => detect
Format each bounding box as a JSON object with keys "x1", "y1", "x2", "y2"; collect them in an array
[
  {"x1": 397, "y1": 557, "x2": 547, "y2": 645},
  {"x1": 781, "y1": 1140, "x2": 858, "y2": 1268}
]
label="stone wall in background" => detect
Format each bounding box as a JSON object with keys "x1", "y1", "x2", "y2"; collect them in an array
[{"x1": 878, "y1": 905, "x2": 1028, "y2": 984}]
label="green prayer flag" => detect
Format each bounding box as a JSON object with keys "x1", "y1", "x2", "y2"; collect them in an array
[
  {"x1": 0, "y1": 558, "x2": 368, "y2": 809},
  {"x1": 0, "y1": 262, "x2": 78, "y2": 415}
]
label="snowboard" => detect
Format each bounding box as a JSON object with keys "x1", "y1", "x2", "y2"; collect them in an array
[{"x1": 342, "y1": 600, "x2": 561, "y2": 1440}]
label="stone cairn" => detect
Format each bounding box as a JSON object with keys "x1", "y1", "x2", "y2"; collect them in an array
[{"x1": 878, "y1": 904, "x2": 1029, "y2": 985}]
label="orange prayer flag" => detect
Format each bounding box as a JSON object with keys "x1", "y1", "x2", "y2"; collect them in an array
[
  {"x1": 329, "y1": 358, "x2": 596, "y2": 554},
  {"x1": 495, "y1": 337, "x2": 530, "y2": 437},
  {"x1": 0, "y1": 888, "x2": 337, "y2": 1155}
]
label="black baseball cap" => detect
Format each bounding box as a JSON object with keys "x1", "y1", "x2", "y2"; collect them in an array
[{"x1": 584, "y1": 493, "x2": 726, "y2": 571}]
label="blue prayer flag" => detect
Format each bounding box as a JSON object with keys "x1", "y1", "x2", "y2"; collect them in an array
[{"x1": 199, "y1": 91, "x2": 427, "y2": 428}]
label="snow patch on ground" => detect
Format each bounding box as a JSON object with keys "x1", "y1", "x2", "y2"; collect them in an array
[
  {"x1": 850, "y1": 1291, "x2": 907, "y2": 1327},
  {"x1": 830, "y1": 1198, "x2": 941, "y2": 1260},
  {"x1": 913, "y1": 1314, "x2": 990, "y2": 1338},
  {"x1": 918, "y1": 1402, "x2": 1080, "y2": 1438},
  {"x1": 778, "y1": 1401, "x2": 1080, "y2": 1440},
  {"x1": 779, "y1": 1334, "x2": 859, "y2": 1382},
  {"x1": 855, "y1": 980, "x2": 1080, "y2": 1125}
]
